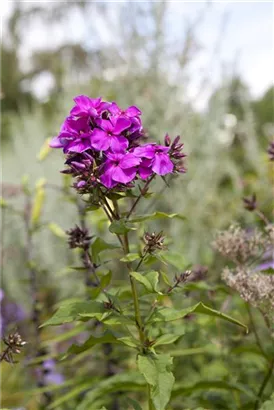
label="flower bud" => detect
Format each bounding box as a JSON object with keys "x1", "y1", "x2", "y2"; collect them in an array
[{"x1": 164, "y1": 133, "x2": 171, "y2": 146}]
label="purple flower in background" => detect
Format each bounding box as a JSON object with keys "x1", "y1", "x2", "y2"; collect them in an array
[
  {"x1": 33, "y1": 358, "x2": 64, "y2": 386},
  {"x1": 91, "y1": 117, "x2": 131, "y2": 152},
  {"x1": 133, "y1": 144, "x2": 174, "y2": 176},
  {"x1": 100, "y1": 152, "x2": 141, "y2": 188},
  {"x1": 0, "y1": 289, "x2": 26, "y2": 337},
  {"x1": 256, "y1": 260, "x2": 274, "y2": 271},
  {"x1": 43, "y1": 359, "x2": 64, "y2": 385},
  {"x1": 255, "y1": 249, "x2": 274, "y2": 272},
  {"x1": 70, "y1": 95, "x2": 110, "y2": 117}
]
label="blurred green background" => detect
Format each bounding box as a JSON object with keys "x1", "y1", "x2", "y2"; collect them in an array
[{"x1": 1, "y1": 1, "x2": 273, "y2": 409}]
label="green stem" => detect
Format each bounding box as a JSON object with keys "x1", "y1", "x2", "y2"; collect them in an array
[
  {"x1": 255, "y1": 209, "x2": 270, "y2": 226},
  {"x1": 123, "y1": 233, "x2": 146, "y2": 348},
  {"x1": 254, "y1": 358, "x2": 274, "y2": 410},
  {"x1": 135, "y1": 251, "x2": 148, "y2": 272},
  {"x1": 148, "y1": 384, "x2": 154, "y2": 410},
  {"x1": 126, "y1": 175, "x2": 155, "y2": 219},
  {"x1": 246, "y1": 303, "x2": 268, "y2": 359}
]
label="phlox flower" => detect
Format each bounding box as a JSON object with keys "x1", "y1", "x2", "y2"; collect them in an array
[
  {"x1": 70, "y1": 95, "x2": 110, "y2": 117},
  {"x1": 50, "y1": 116, "x2": 92, "y2": 153},
  {"x1": 100, "y1": 152, "x2": 141, "y2": 188},
  {"x1": 133, "y1": 144, "x2": 174, "y2": 176},
  {"x1": 91, "y1": 117, "x2": 131, "y2": 152}
]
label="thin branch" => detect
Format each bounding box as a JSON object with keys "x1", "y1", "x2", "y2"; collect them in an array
[
  {"x1": 254, "y1": 358, "x2": 274, "y2": 410},
  {"x1": 255, "y1": 209, "x2": 270, "y2": 226},
  {"x1": 246, "y1": 303, "x2": 268, "y2": 359},
  {"x1": 126, "y1": 175, "x2": 155, "y2": 220}
]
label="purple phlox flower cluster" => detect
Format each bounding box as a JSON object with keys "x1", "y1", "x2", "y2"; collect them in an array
[
  {"x1": 50, "y1": 95, "x2": 186, "y2": 191},
  {"x1": 0, "y1": 289, "x2": 26, "y2": 338}
]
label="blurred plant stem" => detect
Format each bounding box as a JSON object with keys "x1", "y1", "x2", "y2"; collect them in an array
[
  {"x1": 254, "y1": 358, "x2": 274, "y2": 410},
  {"x1": 246, "y1": 303, "x2": 267, "y2": 359},
  {"x1": 76, "y1": 196, "x2": 120, "y2": 410},
  {"x1": 23, "y1": 193, "x2": 53, "y2": 408},
  {"x1": 246, "y1": 303, "x2": 274, "y2": 409}
]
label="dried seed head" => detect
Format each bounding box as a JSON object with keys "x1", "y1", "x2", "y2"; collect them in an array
[
  {"x1": 143, "y1": 231, "x2": 165, "y2": 254},
  {"x1": 66, "y1": 225, "x2": 92, "y2": 249},
  {"x1": 213, "y1": 224, "x2": 269, "y2": 265},
  {"x1": 222, "y1": 267, "x2": 274, "y2": 319},
  {"x1": 5, "y1": 331, "x2": 26, "y2": 349},
  {"x1": 167, "y1": 270, "x2": 193, "y2": 293},
  {"x1": 176, "y1": 270, "x2": 192, "y2": 284},
  {"x1": 2, "y1": 331, "x2": 26, "y2": 363}
]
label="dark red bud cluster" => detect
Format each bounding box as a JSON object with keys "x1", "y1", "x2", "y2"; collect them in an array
[
  {"x1": 66, "y1": 225, "x2": 92, "y2": 250},
  {"x1": 243, "y1": 194, "x2": 257, "y2": 212}
]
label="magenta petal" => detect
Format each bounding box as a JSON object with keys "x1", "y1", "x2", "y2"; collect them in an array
[
  {"x1": 73, "y1": 95, "x2": 92, "y2": 108},
  {"x1": 98, "y1": 119, "x2": 113, "y2": 132},
  {"x1": 133, "y1": 145, "x2": 156, "y2": 159},
  {"x1": 100, "y1": 167, "x2": 117, "y2": 188},
  {"x1": 113, "y1": 117, "x2": 131, "y2": 134},
  {"x1": 66, "y1": 139, "x2": 91, "y2": 153},
  {"x1": 90, "y1": 129, "x2": 110, "y2": 151},
  {"x1": 112, "y1": 167, "x2": 136, "y2": 184},
  {"x1": 139, "y1": 166, "x2": 153, "y2": 179},
  {"x1": 152, "y1": 153, "x2": 174, "y2": 175},
  {"x1": 110, "y1": 135, "x2": 129, "y2": 153},
  {"x1": 108, "y1": 102, "x2": 121, "y2": 116},
  {"x1": 58, "y1": 131, "x2": 76, "y2": 140},
  {"x1": 119, "y1": 153, "x2": 141, "y2": 169},
  {"x1": 49, "y1": 136, "x2": 64, "y2": 148},
  {"x1": 70, "y1": 105, "x2": 82, "y2": 116},
  {"x1": 125, "y1": 106, "x2": 141, "y2": 117}
]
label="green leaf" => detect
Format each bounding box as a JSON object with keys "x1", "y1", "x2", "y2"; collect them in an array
[
  {"x1": 64, "y1": 331, "x2": 118, "y2": 357},
  {"x1": 41, "y1": 301, "x2": 105, "y2": 327},
  {"x1": 130, "y1": 212, "x2": 185, "y2": 223},
  {"x1": 130, "y1": 271, "x2": 161, "y2": 294},
  {"x1": 41, "y1": 323, "x2": 86, "y2": 347},
  {"x1": 158, "y1": 251, "x2": 186, "y2": 270},
  {"x1": 37, "y1": 137, "x2": 52, "y2": 161},
  {"x1": 0, "y1": 197, "x2": 8, "y2": 208},
  {"x1": 260, "y1": 267, "x2": 274, "y2": 275},
  {"x1": 121, "y1": 253, "x2": 140, "y2": 262},
  {"x1": 63, "y1": 331, "x2": 138, "y2": 358},
  {"x1": 159, "y1": 270, "x2": 172, "y2": 286},
  {"x1": 109, "y1": 219, "x2": 135, "y2": 234},
  {"x1": 48, "y1": 222, "x2": 67, "y2": 239},
  {"x1": 147, "y1": 302, "x2": 248, "y2": 331},
  {"x1": 125, "y1": 397, "x2": 143, "y2": 410},
  {"x1": 138, "y1": 353, "x2": 175, "y2": 410},
  {"x1": 100, "y1": 271, "x2": 112, "y2": 289},
  {"x1": 91, "y1": 238, "x2": 119, "y2": 264},
  {"x1": 259, "y1": 393, "x2": 274, "y2": 410},
  {"x1": 76, "y1": 372, "x2": 145, "y2": 410},
  {"x1": 153, "y1": 334, "x2": 181, "y2": 347},
  {"x1": 48, "y1": 381, "x2": 93, "y2": 409},
  {"x1": 172, "y1": 380, "x2": 257, "y2": 400},
  {"x1": 31, "y1": 178, "x2": 46, "y2": 226}
]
